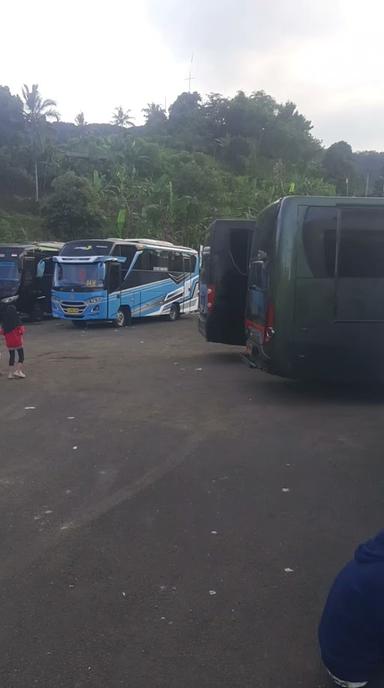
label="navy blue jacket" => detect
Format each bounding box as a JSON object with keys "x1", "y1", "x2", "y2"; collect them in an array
[{"x1": 319, "y1": 531, "x2": 384, "y2": 682}]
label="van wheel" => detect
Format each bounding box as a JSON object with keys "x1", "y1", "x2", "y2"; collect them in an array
[
  {"x1": 113, "y1": 307, "x2": 131, "y2": 328},
  {"x1": 168, "y1": 303, "x2": 180, "y2": 321},
  {"x1": 30, "y1": 302, "x2": 44, "y2": 322}
]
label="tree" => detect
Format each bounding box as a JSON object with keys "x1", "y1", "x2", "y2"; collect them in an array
[
  {"x1": 142, "y1": 103, "x2": 167, "y2": 129},
  {"x1": 111, "y1": 106, "x2": 134, "y2": 128},
  {"x1": 0, "y1": 86, "x2": 24, "y2": 146},
  {"x1": 75, "y1": 112, "x2": 86, "y2": 127},
  {"x1": 42, "y1": 171, "x2": 104, "y2": 241},
  {"x1": 22, "y1": 84, "x2": 60, "y2": 202},
  {"x1": 168, "y1": 92, "x2": 202, "y2": 129},
  {"x1": 322, "y1": 141, "x2": 356, "y2": 194}
]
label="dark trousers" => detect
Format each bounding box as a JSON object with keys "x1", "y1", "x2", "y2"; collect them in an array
[{"x1": 9, "y1": 348, "x2": 24, "y2": 366}]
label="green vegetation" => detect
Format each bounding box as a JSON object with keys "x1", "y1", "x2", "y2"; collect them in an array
[{"x1": 0, "y1": 83, "x2": 380, "y2": 247}]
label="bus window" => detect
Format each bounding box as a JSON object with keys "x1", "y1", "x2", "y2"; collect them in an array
[
  {"x1": 169, "y1": 252, "x2": 183, "y2": 272},
  {"x1": 120, "y1": 245, "x2": 136, "y2": 263},
  {"x1": 183, "y1": 255, "x2": 193, "y2": 272},
  {"x1": 134, "y1": 250, "x2": 169, "y2": 272},
  {"x1": 119, "y1": 245, "x2": 136, "y2": 276},
  {"x1": 338, "y1": 209, "x2": 384, "y2": 278},
  {"x1": 153, "y1": 251, "x2": 169, "y2": 273},
  {"x1": 302, "y1": 207, "x2": 337, "y2": 277},
  {"x1": 134, "y1": 251, "x2": 151, "y2": 271}
]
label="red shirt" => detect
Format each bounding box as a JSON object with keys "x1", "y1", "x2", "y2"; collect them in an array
[{"x1": 0, "y1": 326, "x2": 25, "y2": 350}]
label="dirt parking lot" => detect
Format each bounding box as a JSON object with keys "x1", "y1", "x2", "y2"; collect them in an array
[{"x1": 1, "y1": 315, "x2": 384, "y2": 687}]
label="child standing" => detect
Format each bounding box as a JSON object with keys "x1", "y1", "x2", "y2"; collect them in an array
[
  {"x1": 319, "y1": 530, "x2": 384, "y2": 687},
  {"x1": 0, "y1": 304, "x2": 26, "y2": 379}
]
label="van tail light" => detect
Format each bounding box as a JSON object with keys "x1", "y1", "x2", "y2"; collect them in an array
[
  {"x1": 207, "y1": 285, "x2": 216, "y2": 311},
  {"x1": 263, "y1": 303, "x2": 275, "y2": 344}
]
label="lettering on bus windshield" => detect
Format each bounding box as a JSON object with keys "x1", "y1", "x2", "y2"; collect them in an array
[{"x1": 61, "y1": 242, "x2": 112, "y2": 256}]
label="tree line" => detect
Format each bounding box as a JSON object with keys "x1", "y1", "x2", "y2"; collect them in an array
[{"x1": 0, "y1": 83, "x2": 381, "y2": 247}]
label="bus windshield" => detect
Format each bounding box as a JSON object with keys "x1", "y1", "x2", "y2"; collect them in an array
[
  {"x1": 54, "y1": 263, "x2": 106, "y2": 289},
  {"x1": 0, "y1": 260, "x2": 20, "y2": 284}
]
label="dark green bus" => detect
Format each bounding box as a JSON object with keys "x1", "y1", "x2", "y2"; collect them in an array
[{"x1": 244, "y1": 196, "x2": 384, "y2": 381}]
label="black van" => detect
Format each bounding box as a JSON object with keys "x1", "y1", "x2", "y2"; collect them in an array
[{"x1": 199, "y1": 219, "x2": 258, "y2": 345}]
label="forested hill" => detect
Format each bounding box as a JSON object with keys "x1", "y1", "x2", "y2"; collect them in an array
[{"x1": 0, "y1": 85, "x2": 381, "y2": 247}]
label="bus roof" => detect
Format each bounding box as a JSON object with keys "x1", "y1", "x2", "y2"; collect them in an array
[
  {"x1": 278, "y1": 195, "x2": 384, "y2": 208},
  {"x1": 61, "y1": 238, "x2": 197, "y2": 254},
  {"x1": 107, "y1": 237, "x2": 197, "y2": 252},
  {"x1": 0, "y1": 241, "x2": 63, "y2": 252}
]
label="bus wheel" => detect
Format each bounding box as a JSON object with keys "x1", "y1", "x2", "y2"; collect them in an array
[
  {"x1": 113, "y1": 307, "x2": 130, "y2": 328},
  {"x1": 168, "y1": 303, "x2": 180, "y2": 322},
  {"x1": 30, "y1": 302, "x2": 44, "y2": 322}
]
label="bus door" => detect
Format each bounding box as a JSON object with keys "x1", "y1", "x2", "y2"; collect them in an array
[
  {"x1": 335, "y1": 208, "x2": 384, "y2": 322},
  {"x1": 246, "y1": 254, "x2": 270, "y2": 348},
  {"x1": 107, "y1": 262, "x2": 122, "y2": 319},
  {"x1": 19, "y1": 256, "x2": 36, "y2": 309},
  {"x1": 182, "y1": 253, "x2": 194, "y2": 314},
  {"x1": 137, "y1": 250, "x2": 170, "y2": 316}
]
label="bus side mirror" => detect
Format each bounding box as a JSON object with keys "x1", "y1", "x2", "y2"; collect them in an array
[{"x1": 36, "y1": 260, "x2": 45, "y2": 278}]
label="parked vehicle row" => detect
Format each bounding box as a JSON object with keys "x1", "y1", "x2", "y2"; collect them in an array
[
  {"x1": 199, "y1": 196, "x2": 384, "y2": 382},
  {"x1": 0, "y1": 238, "x2": 199, "y2": 327}
]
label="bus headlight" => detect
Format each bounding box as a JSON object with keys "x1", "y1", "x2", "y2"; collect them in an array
[
  {"x1": 1, "y1": 295, "x2": 18, "y2": 304},
  {"x1": 87, "y1": 297, "x2": 103, "y2": 305}
]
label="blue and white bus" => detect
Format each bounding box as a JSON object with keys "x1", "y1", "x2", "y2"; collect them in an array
[{"x1": 51, "y1": 238, "x2": 199, "y2": 327}]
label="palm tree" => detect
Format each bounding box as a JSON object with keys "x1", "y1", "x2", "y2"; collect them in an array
[
  {"x1": 22, "y1": 84, "x2": 60, "y2": 202},
  {"x1": 75, "y1": 111, "x2": 86, "y2": 127},
  {"x1": 111, "y1": 106, "x2": 134, "y2": 128}
]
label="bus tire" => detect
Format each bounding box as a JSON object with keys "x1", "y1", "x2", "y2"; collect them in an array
[
  {"x1": 113, "y1": 307, "x2": 131, "y2": 328},
  {"x1": 30, "y1": 302, "x2": 44, "y2": 322},
  {"x1": 168, "y1": 303, "x2": 181, "y2": 321}
]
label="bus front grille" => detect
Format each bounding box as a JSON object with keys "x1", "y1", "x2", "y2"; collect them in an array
[{"x1": 61, "y1": 301, "x2": 86, "y2": 316}]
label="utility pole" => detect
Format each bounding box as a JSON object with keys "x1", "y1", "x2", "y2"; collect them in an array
[
  {"x1": 185, "y1": 53, "x2": 195, "y2": 92},
  {"x1": 365, "y1": 172, "x2": 370, "y2": 197}
]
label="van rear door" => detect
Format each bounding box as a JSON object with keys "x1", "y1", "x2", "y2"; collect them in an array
[
  {"x1": 199, "y1": 220, "x2": 257, "y2": 345},
  {"x1": 336, "y1": 208, "x2": 384, "y2": 321}
]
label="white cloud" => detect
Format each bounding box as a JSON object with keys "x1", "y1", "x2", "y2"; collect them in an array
[{"x1": 2, "y1": 0, "x2": 384, "y2": 149}]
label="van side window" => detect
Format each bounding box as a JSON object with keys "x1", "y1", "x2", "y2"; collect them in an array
[
  {"x1": 303, "y1": 207, "x2": 337, "y2": 277},
  {"x1": 338, "y1": 209, "x2": 384, "y2": 278}
]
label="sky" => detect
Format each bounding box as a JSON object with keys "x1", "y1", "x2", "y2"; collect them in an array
[{"x1": 1, "y1": 0, "x2": 384, "y2": 151}]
